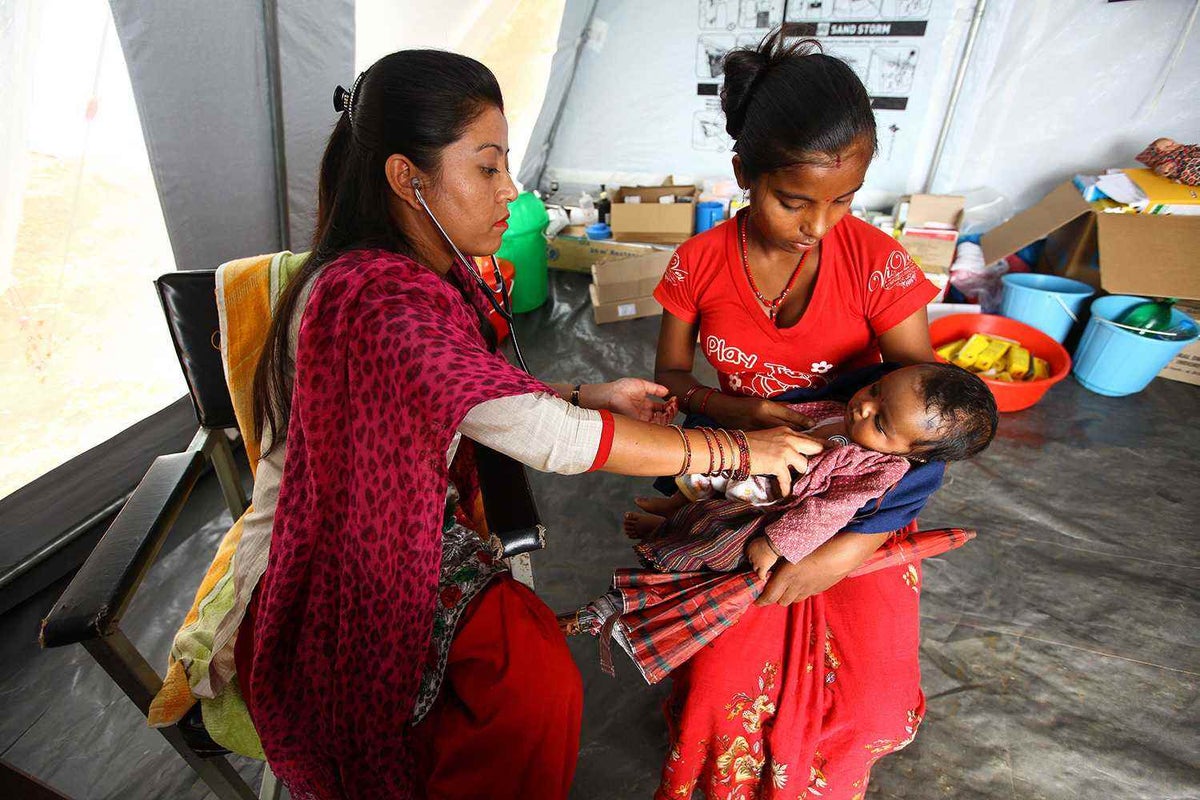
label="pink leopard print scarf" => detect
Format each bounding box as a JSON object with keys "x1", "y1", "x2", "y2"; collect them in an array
[{"x1": 248, "y1": 249, "x2": 549, "y2": 799}]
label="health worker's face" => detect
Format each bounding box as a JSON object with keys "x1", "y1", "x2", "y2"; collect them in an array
[{"x1": 419, "y1": 105, "x2": 518, "y2": 257}]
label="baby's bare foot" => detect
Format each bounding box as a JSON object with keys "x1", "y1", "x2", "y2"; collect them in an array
[{"x1": 623, "y1": 511, "x2": 666, "y2": 540}]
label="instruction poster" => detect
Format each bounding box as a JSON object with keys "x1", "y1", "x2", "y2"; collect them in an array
[
  {"x1": 545, "y1": 0, "x2": 964, "y2": 195},
  {"x1": 690, "y1": 0, "x2": 959, "y2": 190}
]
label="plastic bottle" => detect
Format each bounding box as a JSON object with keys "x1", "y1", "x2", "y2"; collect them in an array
[
  {"x1": 597, "y1": 185, "x2": 611, "y2": 226},
  {"x1": 1117, "y1": 298, "x2": 1177, "y2": 337}
]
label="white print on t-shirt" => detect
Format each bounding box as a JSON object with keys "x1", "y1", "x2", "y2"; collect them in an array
[
  {"x1": 742, "y1": 362, "x2": 828, "y2": 397},
  {"x1": 705, "y1": 335, "x2": 758, "y2": 370},
  {"x1": 811, "y1": 361, "x2": 833, "y2": 374},
  {"x1": 663, "y1": 252, "x2": 687, "y2": 286},
  {"x1": 868, "y1": 251, "x2": 921, "y2": 293}
]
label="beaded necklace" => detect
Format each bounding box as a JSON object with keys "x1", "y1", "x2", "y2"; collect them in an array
[{"x1": 738, "y1": 214, "x2": 810, "y2": 321}]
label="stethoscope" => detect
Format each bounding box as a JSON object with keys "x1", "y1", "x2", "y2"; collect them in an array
[{"x1": 412, "y1": 178, "x2": 529, "y2": 372}]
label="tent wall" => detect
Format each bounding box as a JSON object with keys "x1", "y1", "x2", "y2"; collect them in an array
[
  {"x1": 541, "y1": 0, "x2": 975, "y2": 197},
  {"x1": 516, "y1": 0, "x2": 597, "y2": 189},
  {"x1": 108, "y1": 0, "x2": 353, "y2": 270},
  {"x1": 540, "y1": 0, "x2": 1200, "y2": 211},
  {"x1": 279, "y1": 0, "x2": 355, "y2": 247},
  {"x1": 929, "y1": 0, "x2": 1200, "y2": 210}
]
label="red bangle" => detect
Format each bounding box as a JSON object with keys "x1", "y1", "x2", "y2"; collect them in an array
[
  {"x1": 698, "y1": 428, "x2": 716, "y2": 474},
  {"x1": 698, "y1": 388, "x2": 718, "y2": 416},
  {"x1": 718, "y1": 429, "x2": 736, "y2": 476},
  {"x1": 682, "y1": 385, "x2": 703, "y2": 414},
  {"x1": 711, "y1": 428, "x2": 726, "y2": 475},
  {"x1": 730, "y1": 429, "x2": 751, "y2": 481}
]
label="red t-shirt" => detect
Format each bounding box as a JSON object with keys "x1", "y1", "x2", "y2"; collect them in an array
[{"x1": 654, "y1": 211, "x2": 938, "y2": 397}]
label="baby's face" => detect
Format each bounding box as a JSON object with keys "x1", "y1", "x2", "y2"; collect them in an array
[{"x1": 844, "y1": 367, "x2": 944, "y2": 457}]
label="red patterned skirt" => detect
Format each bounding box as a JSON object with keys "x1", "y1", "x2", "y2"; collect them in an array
[{"x1": 656, "y1": 525, "x2": 929, "y2": 800}]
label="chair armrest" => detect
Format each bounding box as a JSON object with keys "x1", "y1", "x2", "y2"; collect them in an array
[
  {"x1": 41, "y1": 451, "x2": 206, "y2": 648},
  {"x1": 472, "y1": 443, "x2": 545, "y2": 558}
]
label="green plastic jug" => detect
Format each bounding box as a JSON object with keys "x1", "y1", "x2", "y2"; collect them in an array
[
  {"x1": 1116, "y1": 297, "x2": 1177, "y2": 337},
  {"x1": 495, "y1": 192, "x2": 550, "y2": 313}
]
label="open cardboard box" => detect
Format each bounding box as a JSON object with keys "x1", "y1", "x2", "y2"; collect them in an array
[
  {"x1": 610, "y1": 183, "x2": 696, "y2": 245},
  {"x1": 981, "y1": 181, "x2": 1200, "y2": 301},
  {"x1": 591, "y1": 251, "x2": 672, "y2": 304},
  {"x1": 898, "y1": 193, "x2": 964, "y2": 274}
]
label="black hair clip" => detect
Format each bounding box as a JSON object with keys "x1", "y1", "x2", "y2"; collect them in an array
[{"x1": 334, "y1": 71, "x2": 367, "y2": 127}]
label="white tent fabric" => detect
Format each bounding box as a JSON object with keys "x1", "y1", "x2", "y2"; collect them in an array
[
  {"x1": 102, "y1": 0, "x2": 1200, "y2": 269},
  {"x1": 930, "y1": 0, "x2": 1200, "y2": 210},
  {"x1": 542, "y1": 0, "x2": 976, "y2": 196},
  {"x1": 538, "y1": 0, "x2": 1200, "y2": 211}
]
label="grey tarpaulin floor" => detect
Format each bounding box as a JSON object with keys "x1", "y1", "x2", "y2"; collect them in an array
[{"x1": 2, "y1": 271, "x2": 1198, "y2": 799}]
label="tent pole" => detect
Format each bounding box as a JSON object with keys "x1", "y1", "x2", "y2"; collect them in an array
[
  {"x1": 261, "y1": 0, "x2": 291, "y2": 251},
  {"x1": 529, "y1": 0, "x2": 600, "y2": 192},
  {"x1": 922, "y1": 0, "x2": 988, "y2": 194}
]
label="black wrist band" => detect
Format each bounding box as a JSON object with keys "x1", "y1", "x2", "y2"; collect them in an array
[{"x1": 570, "y1": 384, "x2": 582, "y2": 406}]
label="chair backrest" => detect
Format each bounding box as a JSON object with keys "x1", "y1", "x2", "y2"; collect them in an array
[
  {"x1": 155, "y1": 270, "x2": 237, "y2": 430},
  {"x1": 155, "y1": 265, "x2": 544, "y2": 557}
]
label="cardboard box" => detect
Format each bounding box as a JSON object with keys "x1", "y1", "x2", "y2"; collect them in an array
[
  {"x1": 591, "y1": 251, "x2": 672, "y2": 304},
  {"x1": 1159, "y1": 300, "x2": 1200, "y2": 386},
  {"x1": 546, "y1": 234, "x2": 659, "y2": 274},
  {"x1": 610, "y1": 184, "x2": 696, "y2": 244},
  {"x1": 898, "y1": 193, "x2": 964, "y2": 274},
  {"x1": 589, "y1": 284, "x2": 663, "y2": 324},
  {"x1": 980, "y1": 180, "x2": 1200, "y2": 300}
]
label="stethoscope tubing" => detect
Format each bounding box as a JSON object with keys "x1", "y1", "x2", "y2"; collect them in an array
[{"x1": 414, "y1": 185, "x2": 530, "y2": 371}]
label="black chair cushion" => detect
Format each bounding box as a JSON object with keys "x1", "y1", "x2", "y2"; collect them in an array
[{"x1": 156, "y1": 270, "x2": 237, "y2": 430}]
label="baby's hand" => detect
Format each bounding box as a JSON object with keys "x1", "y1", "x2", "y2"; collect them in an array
[{"x1": 746, "y1": 535, "x2": 781, "y2": 581}]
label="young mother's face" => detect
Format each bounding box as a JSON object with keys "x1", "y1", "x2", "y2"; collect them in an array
[
  {"x1": 739, "y1": 135, "x2": 872, "y2": 256},
  {"x1": 424, "y1": 105, "x2": 518, "y2": 257}
]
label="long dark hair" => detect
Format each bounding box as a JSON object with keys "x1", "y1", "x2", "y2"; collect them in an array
[
  {"x1": 251, "y1": 50, "x2": 504, "y2": 455},
  {"x1": 721, "y1": 30, "x2": 877, "y2": 179}
]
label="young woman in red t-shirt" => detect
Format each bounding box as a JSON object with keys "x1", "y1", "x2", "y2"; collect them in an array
[{"x1": 646, "y1": 31, "x2": 940, "y2": 799}]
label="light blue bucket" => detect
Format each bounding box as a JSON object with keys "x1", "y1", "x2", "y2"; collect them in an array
[
  {"x1": 1072, "y1": 295, "x2": 1199, "y2": 397},
  {"x1": 999, "y1": 273, "x2": 1094, "y2": 343}
]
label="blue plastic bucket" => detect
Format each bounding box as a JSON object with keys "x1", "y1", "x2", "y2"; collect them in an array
[
  {"x1": 695, "y1": 201, "x2": 724, "y2": 233},
  {"x1": 1072, "y1": 295, "x2": 1199, "y2": 397},
  {"x1": 999, "y1": 273, "x2": 1094, "y2": 343}
]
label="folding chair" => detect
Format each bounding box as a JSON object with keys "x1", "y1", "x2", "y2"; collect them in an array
[{"x1": 41, "y1": 267, "x2": 546, "y2": 799}]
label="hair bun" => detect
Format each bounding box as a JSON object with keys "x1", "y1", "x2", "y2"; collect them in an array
[
  {"x1": 333, "y1": 85, "x2": 349, "y2": 113},
  {"x1": 720, "y1": 49, "x2": 770, "y2": 140}
]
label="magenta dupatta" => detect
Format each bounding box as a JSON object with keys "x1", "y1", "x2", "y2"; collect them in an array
[{"x1": 248, "y1": 249, "x2": 549, "y2": 799}]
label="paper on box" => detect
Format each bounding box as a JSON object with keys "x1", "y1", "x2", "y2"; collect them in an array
[
  {"x1": 546, "y1": 234, "x2": 660, "y2": 274},
  {"x1": 898, "y1": 193, "x2": 964, "y2": 273},
  {"x1": 589, "y1": 284, "x2": 663, "y2": 324}
]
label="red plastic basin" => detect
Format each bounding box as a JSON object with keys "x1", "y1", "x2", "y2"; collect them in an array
[{"x1": 930, "y1": 314, "x2": 1071, "y2": 412}]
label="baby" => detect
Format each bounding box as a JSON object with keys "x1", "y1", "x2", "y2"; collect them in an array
[{"x1": 626, "y1": 363, "x2": 998, "y2": 579}]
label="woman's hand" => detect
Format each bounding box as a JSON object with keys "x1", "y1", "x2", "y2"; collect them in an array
[
  {"x1": 710, "y1": 395, "x2": 815, "y2": 431},
  {"x1": 584, "y1": 378, "x2": 677, "y2": 423},
  {"x1": 755, "y1": 531, "x2": 889, "y2": 606},
  {"x1": 743, "y1": 427, "x2": 824, "y2": 497}
]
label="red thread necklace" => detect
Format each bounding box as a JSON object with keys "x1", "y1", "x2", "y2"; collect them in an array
[{"x1": 739, "y1": 214, "x2": 809, "y2": 321}]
